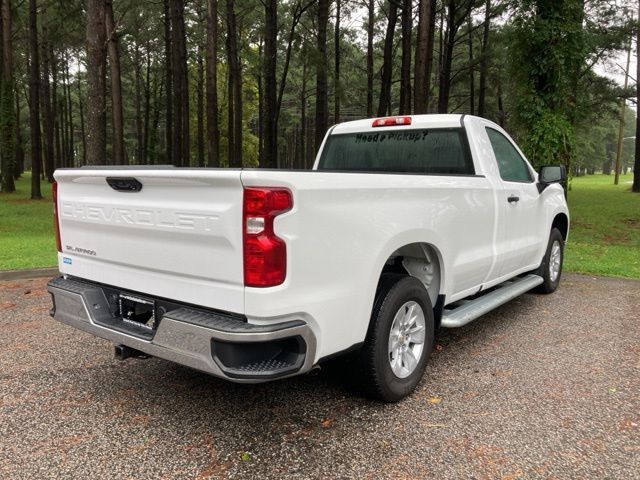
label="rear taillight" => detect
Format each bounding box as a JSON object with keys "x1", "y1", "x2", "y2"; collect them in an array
[
  {"x1": 52, "y1": 181, "x2": 62, "y2": 252},
  {"x1": 243, "y1": 187, "x2": 293, "y2": 287},
  {"x1": 372, "y1": 116, "x2": 412, "y2": 127}
]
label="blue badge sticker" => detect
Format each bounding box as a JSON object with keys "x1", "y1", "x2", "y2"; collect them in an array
[{"x1": 63, "y1": 257, "x2": 72, "y2": 265}]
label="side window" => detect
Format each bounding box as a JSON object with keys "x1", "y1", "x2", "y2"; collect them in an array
[{"x1": 485, "y1": 128, "x2": 532, "y2": 183}]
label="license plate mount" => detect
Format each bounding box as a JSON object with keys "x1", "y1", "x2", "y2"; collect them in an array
[{"x1": 118, "y1": 294, "x2": 157, "y2": 331}]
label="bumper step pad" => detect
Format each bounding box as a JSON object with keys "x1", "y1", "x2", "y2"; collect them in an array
[{"x1": 165, "y1": 307, "x2": 304, "y2": 333}]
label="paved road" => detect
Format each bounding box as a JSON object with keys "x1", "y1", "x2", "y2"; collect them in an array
[{"x1": 0, "y1": 274, "x2": 638, "y2": 479}]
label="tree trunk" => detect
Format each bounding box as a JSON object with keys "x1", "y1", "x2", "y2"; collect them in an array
[
  {"x1": 196, "y1": 46, "x2": 205, "y2": 167},
  {"x1": 634, "y1": 1, "x2": 640, "y2": 193},
  {"x1": 170, "y1": 0, "x2": 189, "y2": 166},
  {"x1": 40, "y1": 32, "x2": 54, "y2": 182},
  {"x1": 567, "y1": 0, "x2": 585, "y2": 129},
  {"x1": 436, "y1": 4, "x2": 444, "y2": 112},
  {"x1": 497, "y1": 75, "x2": 505, "y2": 126},
  {"x1": 257, "y1": 40, "x2": 264, "y2": 166},
  {"x1": 477, "y1": 0, "x2": 490, "y2": 117},
  {"x1": 170, "y1": 0, "x2": 181, "y2": 166},
  {"x1": 60, "y1": 57, "x2": 68, "y2": 167},
  {"x1": 134, "y1": 43, "x2": 143, "y2": 163},
  {"x1": 179, "y1": 0, "x2": 190, "y2": 166},
  {"x1": 377, "y1": 3, "x2": 398, "y2": 117},
  {"x1": 300, "y1": 55, "x2": 307, "y2": 168},
  {"x1": 399, "y1": 0, "x2": 412, "y2": 114},
  {"x1": 305, "y1": 116, "x2": 314, "y2": 168},
  {"x1": 314, "y1": 0, "x2": 330, "y2": 152},
  {"x1": 276, "y1": 1, "x2": 314, "y2": 125},
  {"x1": 76, "y1": 56, "x2": 86, "y2": 165},
  {"x1": 467, "y1": 11, "x2": 474, "y2": 115},
  {"x1": 14, "y1": 88, "x2": 24, "y2": 178},
  {"x1": 142, "y1": 44, "x2": 152, "y2": 164},
  {"x1": 366, "y1": 0, "x2": 374, "y2": 117},
  {"x1": 206, "y1": 0, "x2": 220, "y2": 167},
  {"x1": 334, "y1": 0, "x2": 341, "y2": 123},
  {"x1": 614, "y1": 45, "x2": 631, "y2": 185},
  {"x1": 28, "y1": 0, "x2": 42, "y2": 197},
  {"x1": 438, "y1": 0, "x2": 457, "y2": 113},
  {"x1": 0, "y1": 0, "x2": 16, "y2": 192},
  {"x1": 232, "y1": 16, "x2": 242, "y2": 167},
  {"x1": 602, "y1": 158, "x2": 612, "y2": 175},
  {"x1": 226, "y1": 0, "x2": 242, "y2": 167},
  {"x1": 426, "y1": 0, "x2": 437, "y2": 111},
  {"x1": 414, "y1": 0, "x2": 436, "y2": 114},
  {"x1": 105, "y1": 0, "x2": 124, "y2": 165},
  {"x1": 263, "y1": 0, "x2": 277, "y2": 167},
  {"x1": 64, "y1": 54, "x2": 74, "y2": 166},
  {"x1": 86, "y1": 0, "x2": 106, "y2": 166},
  {"x1": 149, "y1": 76, "x2": 162, "y2": 165},
  {"x1": 226, "y1": 36, "x2": 235, "y2": 165},
  {"x1": 52, "y1": 49, "x2": 61, "y2": 169},
  {"x1": 163, "y1": 0, "x2": 173, "y2": 164}
]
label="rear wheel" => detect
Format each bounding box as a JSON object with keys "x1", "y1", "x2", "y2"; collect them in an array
[
  {"x1": 358, "y1": 275, "x2": 434, "y2": 402},
  {"x1": 533, "y1": 228, "x2": 564, "y2": 294}
]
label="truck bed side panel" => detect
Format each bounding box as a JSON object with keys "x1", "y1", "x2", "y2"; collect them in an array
[{"x1": 240, "y1": 170, "x2": 496, "y2": 360}]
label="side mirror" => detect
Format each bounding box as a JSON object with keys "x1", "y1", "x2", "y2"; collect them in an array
[{"x1": 537, "y1": 165, "x2": 567, "y2": 195}]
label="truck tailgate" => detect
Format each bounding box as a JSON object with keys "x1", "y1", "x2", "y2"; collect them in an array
[{"x1": 54, "y1": 168, "x2": 245, "y2": 313}]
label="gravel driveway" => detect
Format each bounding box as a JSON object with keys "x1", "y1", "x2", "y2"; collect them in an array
[{"x1": 0, "y1": 273, "x2": 638, "y2": 479}]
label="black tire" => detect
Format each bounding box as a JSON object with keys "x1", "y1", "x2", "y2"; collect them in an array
[
  {"x1": 358, "y1": 274, "x2": 434, "y2": 402},
  {"x1": 533, "y1": 227, "x2": 564, "y2": 294}
]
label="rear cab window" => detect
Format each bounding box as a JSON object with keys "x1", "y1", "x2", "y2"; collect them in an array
[{"x1": 317, "y1": 128, "x2": 475, "y2": 175}]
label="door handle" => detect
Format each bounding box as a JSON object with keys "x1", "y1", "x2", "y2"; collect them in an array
[{"x1": 507, "y1": 195, "x2": 520, "y2": 203}]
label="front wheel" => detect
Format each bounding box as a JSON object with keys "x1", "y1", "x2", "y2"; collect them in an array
[
  {"x1": 358, "y1": 275, "x2": 434, "y2": 402},
  {"x1": 533, "y1": 227, "x2": 564, "y2": 294}
]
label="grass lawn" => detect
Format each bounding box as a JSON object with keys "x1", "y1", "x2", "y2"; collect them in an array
[
  {"x1": 0, "y1": 173, "x2": 57, "y2": 270},
  {"x1": 564, "y1": 173, "x2": 640, "y2": 279},
  {"x1": 1, "y1": 171, "x2": 639, "y2": 279}
]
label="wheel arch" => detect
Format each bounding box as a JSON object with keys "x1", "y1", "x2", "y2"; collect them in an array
[
  {"x1": 379, "y1": 242, "x2": 444, "y2": 307},
  {"x1": 368, "y1": 233, "x2": 448, "y2": 329},
  {"x1": 552, "y1": 212, "x2": 569, "y2": 241}
]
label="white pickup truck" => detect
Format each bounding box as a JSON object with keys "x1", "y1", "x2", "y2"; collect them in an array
[{"x1": 48, "y1": 114, "x2": 569, "y2": 402}]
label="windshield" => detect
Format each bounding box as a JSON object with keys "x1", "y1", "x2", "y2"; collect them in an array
[{"x1": 317, "y1": 128, "x2": 475, "y2": 175}]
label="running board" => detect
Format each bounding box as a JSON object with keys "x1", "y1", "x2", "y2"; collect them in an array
[{"x1": 440, "y1": 274, "x2": 543, "y2": 328}]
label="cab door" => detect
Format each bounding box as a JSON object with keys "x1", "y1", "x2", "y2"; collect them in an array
[{"x1": 484, "y1": 127, "x2": 545, "y2": 278}]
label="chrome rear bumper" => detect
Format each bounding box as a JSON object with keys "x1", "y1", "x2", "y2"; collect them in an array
[{"x1": 47, "y1": 277, "x2": 316, "y2": 382}]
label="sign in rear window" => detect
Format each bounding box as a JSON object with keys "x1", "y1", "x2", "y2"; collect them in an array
[{"x1": 318, "y1": 128, "x2": 475, "y2": 175}]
